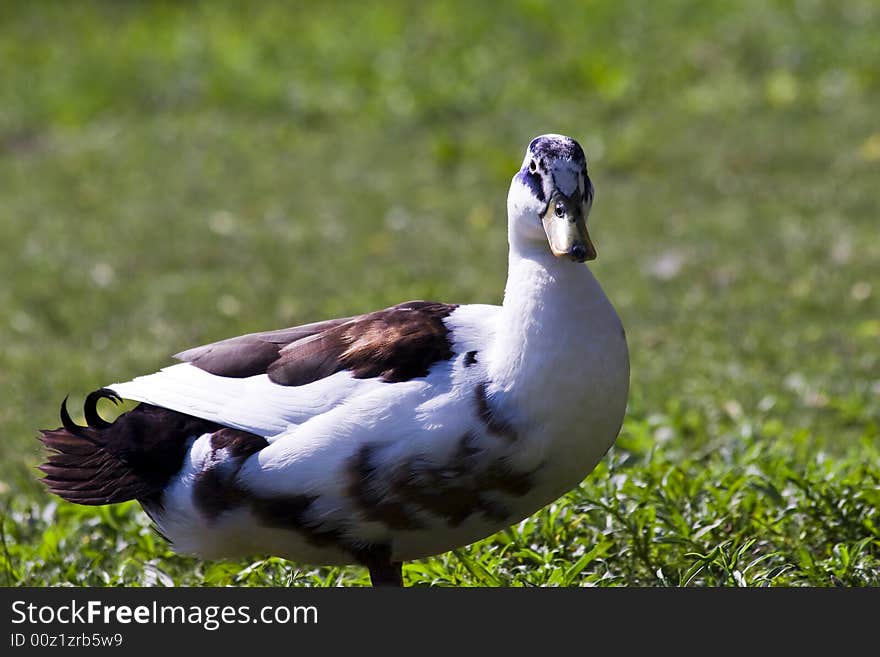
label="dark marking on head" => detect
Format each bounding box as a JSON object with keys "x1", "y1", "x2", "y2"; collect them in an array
[
  {"x1": 528, "y1": 135, "x2": 586, "y2": 165},
  {"x1": 515, "y1": 169, "x2": 545, "y2": 203},
  {"x1": 464, "y1": 351, "x2": 478, "y2": 368},
  {"x1": 474, "y1": 381, "x2": 517, "y2": 441}
]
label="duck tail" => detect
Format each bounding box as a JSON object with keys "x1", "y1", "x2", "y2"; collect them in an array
[{"x1": 38, "y1": 389, "x2": 216, "y2": 506}]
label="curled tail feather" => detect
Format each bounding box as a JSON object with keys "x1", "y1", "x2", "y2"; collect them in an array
[{"x1": 38, "y1": 389, "x2": 220, "y2": 506}]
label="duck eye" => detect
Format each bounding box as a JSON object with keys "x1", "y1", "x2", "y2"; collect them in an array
[
  {"x1": 528, "y1": 160, "x2": 537, "y2": 173},
  {"x1": 554, "y1": 202, "x2": 565, "y2": 218}
]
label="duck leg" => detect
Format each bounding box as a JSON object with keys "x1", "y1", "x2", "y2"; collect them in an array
[
  {"x1": 356, "y1": 545, "x2": 404, "y2": 587},
  {"x1": 369, "y1": 561, "x2": 403, "y2": 587}
]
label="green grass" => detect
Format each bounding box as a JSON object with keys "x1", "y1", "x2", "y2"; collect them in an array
[{"x1": 1, "y1": 0, "x2": 878, "y2": 586}]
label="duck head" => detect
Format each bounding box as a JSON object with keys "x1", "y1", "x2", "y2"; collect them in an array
[{"x1": 507, "y1": 134, "x2": 596, "y2": 263}]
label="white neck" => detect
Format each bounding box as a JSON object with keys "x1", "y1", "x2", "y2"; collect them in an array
[
  {"x1": 486, "y1": 237, "x2": 615, "y2": 413},
  {"x1": 479, "y1": 234, "x2": 629, "y2": 503}
]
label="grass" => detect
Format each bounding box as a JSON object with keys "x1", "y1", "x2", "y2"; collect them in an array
[{"x1": 1, "y1": 0, "x2": 878, "y2": 586}]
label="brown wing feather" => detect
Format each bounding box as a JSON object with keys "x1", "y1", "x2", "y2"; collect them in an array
[
  {"x1": 173, "y1": 315, "x2": 358, "y2": 378},
  {"x1": 176, "y1": 301, "x2": 459, "y2": 386}
]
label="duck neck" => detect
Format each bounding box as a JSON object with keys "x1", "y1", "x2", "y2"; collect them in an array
[{"x1": 486, "y1": 240, "x2": 600, "y2": 400}]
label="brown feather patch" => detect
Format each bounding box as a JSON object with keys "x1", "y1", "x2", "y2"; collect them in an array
[
  {"x1": 474, "y1": 381, "x2": 518, "y2": 441},
  {"x1": 268, "y1": 301, "x2": 458, "y2": 386},
  {"x1": 192, "y1": 428, "x2": 269, "y2": 519},
  {"x1": 347, "y1": 435, "x2": 535, "y2": 530},
  {"x1": 175, "y1": 316, "x2": 358, "y2": 378},
  {"x1": 176, "y1": 301, "x2": 459, "y2": 387}
]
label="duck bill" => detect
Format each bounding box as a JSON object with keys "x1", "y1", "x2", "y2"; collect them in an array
[{"x1": 541, "y1": 191, "x2": 597, "y2": 262}]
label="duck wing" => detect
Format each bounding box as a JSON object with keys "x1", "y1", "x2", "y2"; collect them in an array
[{"x1": 108, "y1": 300, "x2": 463, "y2": 437}]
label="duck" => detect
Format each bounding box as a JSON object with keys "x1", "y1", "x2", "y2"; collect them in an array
[{"x1": 38, "y1": 134, "x2": 630, "y2": 587}]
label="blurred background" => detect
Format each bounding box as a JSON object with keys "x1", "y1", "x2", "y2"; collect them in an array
[{"x1": 0, "y1": 1, "x2": 876, "y2": 584}]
